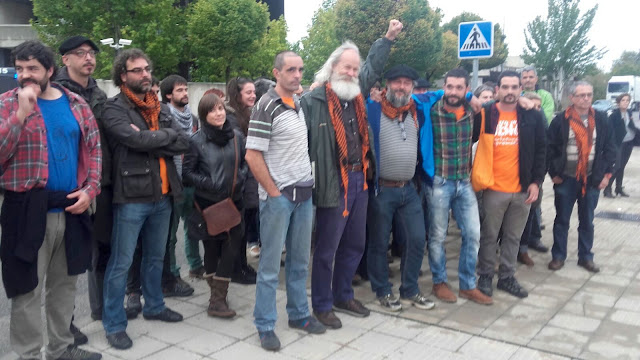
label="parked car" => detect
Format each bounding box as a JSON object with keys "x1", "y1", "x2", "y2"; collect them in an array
[{"x1": 592, "y1": 99, "x2": 613, "y2": 115}]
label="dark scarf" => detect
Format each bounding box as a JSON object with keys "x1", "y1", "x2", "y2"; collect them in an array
[
  {"x1": 566, "y1": 105, "x2": 595, "y2": 196},
  {"x1": 326, "y1": 83, "x2": 370, "y2": 217},
  {"x1": 203, "y1": 119, "x2": 235, "y2": 146}
]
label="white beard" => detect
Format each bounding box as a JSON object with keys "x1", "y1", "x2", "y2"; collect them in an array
[{"x1": 330, "y1": 73, "x2": 361, "y2": 101}]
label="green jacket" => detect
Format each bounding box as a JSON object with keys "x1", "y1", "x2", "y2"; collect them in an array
[
  {"x1": 301, "y1": 37, "x2": 392, "y2": 208},
  {"x1": 528, "y1": 88, "x2": 555, "y2": 124}
]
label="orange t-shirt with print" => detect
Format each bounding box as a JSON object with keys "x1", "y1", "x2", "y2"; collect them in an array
[{"x1": 489, "y1": 110, "x2": 521, "y2": 193}]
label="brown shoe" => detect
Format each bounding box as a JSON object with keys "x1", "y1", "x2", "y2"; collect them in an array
[
  {"x1": 459, "y1": 288, "x2": 493, "y2": 305},
  {"x1": 432, "y1": 283, "x2": 457, "y2": 303},
  {"x1": 517, "y1": 252, "x2": 534, "y2": 267},
  {"x1": 313, "y1": 310, "x2": 342, "y2": 329},
  {"x1": 548, "y1": 259, "x2": 565, "y2": 271}
]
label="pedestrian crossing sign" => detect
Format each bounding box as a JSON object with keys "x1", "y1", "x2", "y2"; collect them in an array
[{"x1": 458, "y1": 21, "x2": 493, "y2": 59}]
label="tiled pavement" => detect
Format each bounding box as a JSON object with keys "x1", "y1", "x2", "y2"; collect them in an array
[{"x1": 2, "y1": 151, "x2": 640, "y2": 360}]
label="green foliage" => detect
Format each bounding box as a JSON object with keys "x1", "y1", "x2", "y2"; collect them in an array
[
  {"x1": 427, "y1": 31, "x2": 460, "y2": 80},
  {"x1": 240, "y1": 17, "x2": 289, "y2": 79},
  {"x1": 32, "y1": 0, "x2": 186, "y2": 80},
  {"x1": 442, "y1": 12, "x2": 509, "y2": 71},
  {"x1": 522, "y1": 0, "x2": 605, "y2": 81},
  {"x1": 187, "y1": 0, "x2": 269, "y2": 82},
  {"x1": 298, "y1": 5, "x2": 341, "y2": 84},
  {"x1": 611, "y1": 51, "x2": 640, "y2": 76}
]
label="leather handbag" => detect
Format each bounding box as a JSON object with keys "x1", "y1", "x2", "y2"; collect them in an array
[
  {"x1": 194, "y1": 136, "x2": 241, "y2": 236},
  {"x1": 471, "y1": 108, "x2": 495, "y2": 192}
]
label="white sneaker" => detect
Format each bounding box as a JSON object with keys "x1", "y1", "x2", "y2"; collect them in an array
[{"x1": 377, "y1": 293, "x2": 402, "y2": 311}]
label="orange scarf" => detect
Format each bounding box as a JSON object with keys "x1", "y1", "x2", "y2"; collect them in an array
[
  {"x1": 566, "y1": 105, "x2": 595, "y2": 196},
  {"x1": 121, "y1": 85, "x2": 169, "y2": 194},
  {"x1": 325, "y1": 83, "x2": 370, "y2": 217},
  {"x1": 380, "y1": 89, "x2": 418, "y2": 128}
]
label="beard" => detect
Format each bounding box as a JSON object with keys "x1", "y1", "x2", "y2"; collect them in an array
[
  {"x1": 386, "y1": 86, "x2": 411, "y2": 107},
  {"x1": 20, "y1": 77, "x2": 48, "y2": 93},
  {"x1": 502, "y1": 94, "x2": 517, "y2": 104},
  {"x1": 173, "y1": 96, "x2": 189, "y2": 107},
  {"x1": 444, "y1": 94, "x2": 464, "y2": 107},
  {"x1": 127, "y1": 77, "x2": 152, "y2": 95},
  {"x1": 330, "y1": 73, "x2": 360, "y2": 100}
]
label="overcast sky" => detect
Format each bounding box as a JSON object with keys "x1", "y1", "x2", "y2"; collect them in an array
[{"x1": 284, "y1": 0, "x2": 634, "y2": 72}]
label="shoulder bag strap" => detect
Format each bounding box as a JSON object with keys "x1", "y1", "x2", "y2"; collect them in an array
[{"x1": 230, "y1": 135, "x2": 239, "y2": 197}]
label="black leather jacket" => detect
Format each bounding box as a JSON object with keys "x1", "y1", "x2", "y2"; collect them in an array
[
  {"x1": 103, "y1": 92, "x2": 189, "y2": 204},
  {"x1": 182, "y1": 120, "x2": 248, "y2": 209}
]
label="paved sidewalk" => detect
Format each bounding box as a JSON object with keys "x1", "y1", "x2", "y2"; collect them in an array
[{"x1": 2, "y1": 151, "x2": 640, "y2": 360}]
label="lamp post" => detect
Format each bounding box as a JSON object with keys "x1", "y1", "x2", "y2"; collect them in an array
[{"x1": 99, "y1": 38, "x2": 132, "y2": 55}]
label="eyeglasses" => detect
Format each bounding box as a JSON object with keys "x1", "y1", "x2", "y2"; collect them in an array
[
  {"x1": 398, "y1": 120, "x2": 407, "y2": 141},
  {"x1": 67, "y1": 49, "x2": 97, "y2": 58},
  {"x1": 573, "y1": 93, "x2": 593, "y2": 99},
  {"x1": 126, "y1": 66, "x2": 152, "y2": 75}
]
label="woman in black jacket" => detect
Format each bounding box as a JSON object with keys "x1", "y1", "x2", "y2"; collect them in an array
[
  {"x1": 183, "y1": 94, "x2": 247, "y2": 318},
  {"x1": 605, "y1": 93, "x2": 637, "y2": 198}
]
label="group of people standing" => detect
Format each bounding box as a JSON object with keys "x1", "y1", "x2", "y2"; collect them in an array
[{"x1": 0, "y1": 17, "x2": 632, "y2": 360}]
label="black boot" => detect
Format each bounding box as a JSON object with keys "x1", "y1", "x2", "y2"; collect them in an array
[{"x1": 603, "y1": 187, "x2": 614, "y2": 198}]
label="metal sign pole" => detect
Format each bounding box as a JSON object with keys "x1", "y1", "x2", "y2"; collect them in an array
[{"x1": 472, "y1": 59, "x2": 479, "y2": 90}]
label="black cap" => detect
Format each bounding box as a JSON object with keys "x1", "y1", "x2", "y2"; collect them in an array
[
  {"x1": 415, "y1": 78, "x2": 430, "y2": 89},
  {"x1": 59, "y1": 36, "x2": 99, "y2": 55},
  {"x1": 384, "y1": 64, "x2": 419, "y2": 81}
]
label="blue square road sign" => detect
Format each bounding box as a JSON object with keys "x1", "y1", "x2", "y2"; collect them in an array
[{"x1": 458, "y1": 21, "x2": 493, "y2": 59}]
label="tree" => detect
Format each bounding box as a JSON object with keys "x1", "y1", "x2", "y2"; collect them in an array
[
  {"x1": 298, "y1": 1, "x2": 341, "y2": 84},
  {"x1": 187, "y1": 0, "x2": 270, "y2": 82},
  {"x1": 427, "y1": 31, "x2": 460, "y2": 81},
  {"x1": 611, "y1": 51, "x2": 640, "y2": 76},
  {"x1": 332, "y1": 0, "x2": 444, "y2": 81},
  {"x1": 522, "y1": 0, "x2": 606, "y2": 101},
  {"x1": 32, "y1": 0, "x2": 187, "y2": 80},
  {"x1": 581, "y1": 64, "x2": 608, "y2": 100},
  {"x1": 240, "y1": 17, "x2": 290, "y2": 79},
  {"x1": 442, "y1": 12, "x2": 509, "y2": 72}
]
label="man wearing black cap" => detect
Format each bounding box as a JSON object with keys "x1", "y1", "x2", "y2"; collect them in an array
[
  {"x1": 365, "y1": 64, "x2": 435, "y2": 311},
  {"x1": 56, "y1": 35, "x2": 111, "y2": 345},
  {"x1": 301, "y1": 19, "x2": 402, "y2": 328}
]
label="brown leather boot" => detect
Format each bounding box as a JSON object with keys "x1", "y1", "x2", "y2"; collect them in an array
[
  {"x1": 432, "y1": 283, "x2": 457, "y2": 303},
  {"x1": 517, "y1": 252, "x2": 534, "y2": 267},
  {"x1": 459, "y1": 288, "x2": 493, "y2": 305},
  {"x1": 206, "y1": 276, "x2": 236, "y2": 318}
]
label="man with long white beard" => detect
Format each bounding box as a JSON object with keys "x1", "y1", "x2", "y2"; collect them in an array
[{"x1": 301, "y1": 20, "x2": 403, "y2": 329}]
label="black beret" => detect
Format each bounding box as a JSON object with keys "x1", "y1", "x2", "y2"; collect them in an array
[
  {"x1": 384, "y1": 64, "x2": 419, "y2": 81},
  {"x1": 59, "y1": 36, "x2": 99, "y2": 55},
  {"x1": 415, "y1": 78, "x2": 430, "y2": 89}
]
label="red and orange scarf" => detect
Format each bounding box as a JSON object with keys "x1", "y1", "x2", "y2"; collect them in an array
[
  {"x1": 121, "y1": 85, "x2": 169, "y2": 194},
  {"x1": 325, "y1": 83, "x2": 370, "y2": 217},
  {"x1": 565, "y1": 105, "x2": 595, "y2": 196},
  {"x1": 380, "y1": 89, "x2": 418, "y2": 128}
]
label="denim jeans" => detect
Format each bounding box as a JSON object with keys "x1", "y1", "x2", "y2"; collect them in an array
[
  {"x1": 103, "y1": 197, "x2": 172, "y2": 335},
  {"x1": 426, "y1": 176, "x2": 480, "y2": 290},
  {"x1": 552, "y1": 176, "x2": 599, "y2": 262},
  {"x1": 254, "y1": 195, "x2": 313, "y2": 332},
  {"x1": 367, "y1": 182, "x2": 425, "y2": 298}
]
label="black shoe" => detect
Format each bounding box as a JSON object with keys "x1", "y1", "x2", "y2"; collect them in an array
[
  {"x1": 125, "y1": 306, "x2": 139, "y2": 320},
  {"x1": 477, "y1": 274, "x2": 493, "y2": 297},
  {"x1": 126, "y1": 292, "x2": 142, "y2": 313},
  {"x1": 577, "y1": 259, "x2": 600, "y2": 273},
  {"x1": 55, "y1": 345, "x2": 102, "y2": 360},
  {"x1": 528, "y1": 241, "x2": 549, "y2": 253},
  {"x1": 162, "y1": 277, "x2": 194, "y2": 297},
  {"x1": 333, "y1": 298, "x2": 371, "y2": 317},
  {"x1": 143, "y1": 307, "x2": 183, "y2": 322},
  {"x1": 603, "y1": 189, "x2": 615, "y2": 198},
  {"x1": 106, "y1": 331, "x2": 132, "y2": 350},
  {"x1": 231, "y1": 268, "x2": 257, "y2": 285},
  {"x1": 617, "y1": 189, "x2": 630, "y2": 197},
  {"x1": 314, "y1": 310, "x2": 342, "y2": 329},
  {"x1": 70, "y1": 323, "x2": 88, "y2": 346},
  {"x1": 497, "y1": 276, "x2": 528, "y2": 298}
]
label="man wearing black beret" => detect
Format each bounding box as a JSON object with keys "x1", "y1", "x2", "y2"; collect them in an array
[
  {"x1": 365, "y1": 64, "x2": 436, "y2": 311},
  {"x1": 56, "y1": 35, "x2": 111, "y2": 348}
]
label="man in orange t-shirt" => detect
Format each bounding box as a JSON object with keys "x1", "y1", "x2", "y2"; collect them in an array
[{"x1": 475, "y1": 71, "x2": 547, "y2": 299}]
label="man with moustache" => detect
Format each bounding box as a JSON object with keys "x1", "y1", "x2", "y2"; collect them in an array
[
  {"x1": 301, "y1": 20, "x2": 403, "y2": 328},
  {"x1": 56, "y1": 35, "x2": 111, "y2": 345},
  {"x1": 365, "y1": 64, "x2": 436, "y2": 311},
  {"x1": 475, "y1": 70, "x2": 546, "y2": 299},
  {"x1": 0, "y1": 40, "x2": 102, "y2": 360},
  {"x1": 101, "y1": 49, "x2": 189, "y2": 350},
  {"x1": 425, "y1": 68, "x2": 493, "y2": 305}
]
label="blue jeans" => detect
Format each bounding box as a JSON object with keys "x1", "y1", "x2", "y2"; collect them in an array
[
  {"x1": 426, "y1": 176, "x2": 480, "y2": 290},
  {"x1": 103, "y1": 198, "x2": 172, "y2": 335},
  {"x1": 367, "y1": 182, "x2": 425, "y2": 298},
  {"x1": 552, "y1": 176, "x2": 599, "y2": 262},
  {"x1": 254, "y1": 195, "x2": 313, "y2": 332}
]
